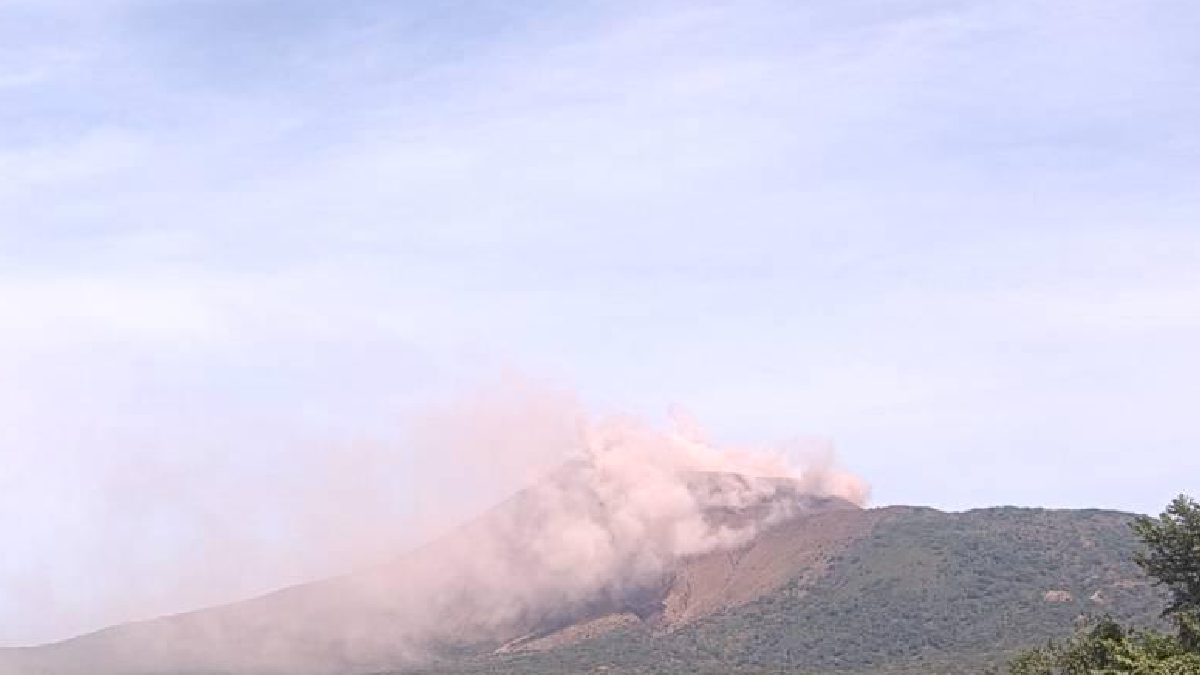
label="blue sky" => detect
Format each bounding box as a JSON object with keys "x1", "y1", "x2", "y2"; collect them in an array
[{"x1": 2, "y1": 0, "x2": 1200, "y2": 647}]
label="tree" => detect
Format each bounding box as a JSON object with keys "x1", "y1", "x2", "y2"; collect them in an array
[
  {"x1": 1008, "y1": 617, "x2": 1200, "y2": 675},
  {"x1": 1134, "y1": 496, "x2": 1200, "y2": 617},
  {"x1": 1134, "y1": 494, "x2": 1200, "y2": 653},
  {"x1": 1007, "y1": 616, "x2": 1127, "y2": 675}
]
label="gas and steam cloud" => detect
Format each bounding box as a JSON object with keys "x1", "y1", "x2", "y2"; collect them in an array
[{"x1": 2, "y1": 384, "x2": 868, "y2": 674}]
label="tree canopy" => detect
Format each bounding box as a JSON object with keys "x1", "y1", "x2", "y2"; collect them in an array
[{"x1": 1134, "y1": 496, "x2": 1200, "y2": 619}]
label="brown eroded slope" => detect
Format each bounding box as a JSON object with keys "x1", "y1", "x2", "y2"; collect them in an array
[
  {"x1": 497, "y1": 503, "x2": 881, "y2": 654},
  {"x1": 661, "y1": 504, "x2": 882, "y2": 627}
]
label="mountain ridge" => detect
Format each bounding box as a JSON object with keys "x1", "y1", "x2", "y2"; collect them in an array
[{"x1": 1, "y1": 478, "x2": 1167, "y2": 675}]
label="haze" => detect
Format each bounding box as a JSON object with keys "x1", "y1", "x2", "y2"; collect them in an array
[{"x1": 2, "y1": 0, "x2": 1199, "y2": 650}]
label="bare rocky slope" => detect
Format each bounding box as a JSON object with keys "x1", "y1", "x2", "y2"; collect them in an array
[{"x1": 1, "y1": 474, "x2": 1166, "y2": 675}]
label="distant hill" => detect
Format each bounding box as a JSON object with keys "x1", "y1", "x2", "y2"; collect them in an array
[{"x1": 1, "y1": 473, "x2": 1167, "y2": 675}]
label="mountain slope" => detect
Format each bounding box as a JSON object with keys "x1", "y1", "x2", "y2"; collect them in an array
[
  {"x1": 2, "y1": 482, "x2": 1167, "y2": 674},
  {"x1": 436, "y1": 506, "x2": 1166, "y2": 674}
]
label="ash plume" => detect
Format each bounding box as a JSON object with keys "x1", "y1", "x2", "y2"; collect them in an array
[{"x1": 2, "y1": 385, "x2": 869, "y2": 674}]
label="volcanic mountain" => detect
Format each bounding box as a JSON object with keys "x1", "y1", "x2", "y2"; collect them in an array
[{"x1": 1, "y1": 469, "x2": 1166, "y2": 675}]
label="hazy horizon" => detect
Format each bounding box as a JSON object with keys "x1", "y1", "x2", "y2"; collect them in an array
[{"x1": 3, "y1": 0, "x2": 1199, "y2": 649}]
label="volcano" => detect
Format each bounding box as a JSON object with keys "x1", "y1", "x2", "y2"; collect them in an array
[{"x1": 0, "y1": 470, "x2": 1165, "y2": 675}]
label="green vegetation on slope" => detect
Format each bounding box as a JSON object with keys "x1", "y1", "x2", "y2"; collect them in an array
[
  {"x1": 414, "y1": 506, "x2": 1167, "y2": 674},
  {"x1": 1008, "y1": 494, "x2": 1200, "y2": 674}
]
